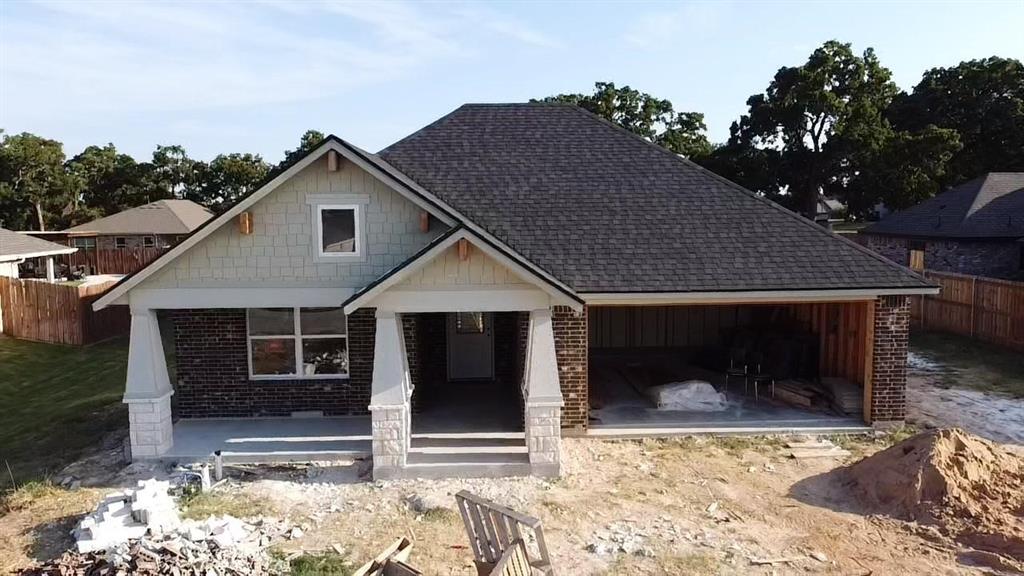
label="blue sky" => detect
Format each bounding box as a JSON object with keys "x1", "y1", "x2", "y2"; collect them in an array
[{"x1": 1, "y1": 1, "x2": 1022, "y2": 163}]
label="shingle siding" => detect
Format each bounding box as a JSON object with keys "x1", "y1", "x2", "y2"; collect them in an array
[{"x1": 141, "y1": 155, "x2": 446, "y2": 290}]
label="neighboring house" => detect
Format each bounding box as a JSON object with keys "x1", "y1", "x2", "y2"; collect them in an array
[
  {"x1": 0, "y1": 227, "x2": 77, "y2": 280},
  {"x1": 861, "y1": 173, "x2": 1024, "y2": 279},
  {"x1": 61, "y1": 199, "x2": 213, "y2": 250},
  {"x1": 94, "y1": 104, "x2": 936, "y2": 480}
]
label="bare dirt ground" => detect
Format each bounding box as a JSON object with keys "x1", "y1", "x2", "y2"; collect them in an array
[
  {"x1": 907, "y1": 350, "x2": 1024, "y2": 447},
  {"x1": 1, "y1": 434, "x2": 998, "y2": 575}
]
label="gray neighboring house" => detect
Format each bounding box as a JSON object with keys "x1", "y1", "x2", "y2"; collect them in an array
[
  {"x1": 93, "y1": 104, "x2": 937, "y2": 480},
  {"x1": 61, "y1": 199, "x2": 213, "y2": 250},
  {"x1": 0, "y1": 227, "x2": 77, "y2": 280},
  {"x1": 861, "y1": 173, "x2": 1024, "y2": 279}
]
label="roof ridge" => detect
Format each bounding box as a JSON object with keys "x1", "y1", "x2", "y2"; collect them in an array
[{"x1": 560, "y1": 103, "x2": 933, "y2": 286}]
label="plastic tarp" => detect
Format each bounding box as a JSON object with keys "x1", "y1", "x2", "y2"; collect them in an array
[{"x1": 646, "y1": 380, "x2": 728, "y2": 411}]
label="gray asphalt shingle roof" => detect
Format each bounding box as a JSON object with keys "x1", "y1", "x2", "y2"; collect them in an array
[
  {"x1": 864, "y1": 173, "x2": 1024, "y2": 239},
  {"x1": 379, "y1": 103, "x2": 931, "y2": 293},
  {"x1": 65, "y1": 199, "x2": 213, "y2": 235},
  {"x1": 0, "y1": 227, "x2": 76, "y2": 262}
]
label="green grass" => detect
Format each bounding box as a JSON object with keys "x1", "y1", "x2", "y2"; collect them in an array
[
  {"x1": 288, "y1": 552, "x2": 353, "y2": 576},
  {"x1": 179, "y1": 490, "x2": 275, "y2": 520},
  {"x1": 0, "y1": 336, "x2": 128, "y2": 488},
  {"x1": 911, "y1": 331, "x2": 1024, "y2": 397}
]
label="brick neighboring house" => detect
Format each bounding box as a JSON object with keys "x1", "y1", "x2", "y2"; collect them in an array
[
  {"x1": 860, "y1": 173, "x2": 1024, "y2": 280},
  {"x1": 94, "y1": 104, "x2": 936, "y2": 479},
  {"x1": 30, "y1": 199, "x2": 213, "y2": 252}
]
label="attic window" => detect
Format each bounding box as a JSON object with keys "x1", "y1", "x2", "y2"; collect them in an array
[{"x1": 315, "y1": 205, "x2": 360, "y2": 258}]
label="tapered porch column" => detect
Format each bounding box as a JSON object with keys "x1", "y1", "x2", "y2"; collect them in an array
[
  {"x1": 369, "y1": 309, "x2": 412, "y2": 479},
  {"x1": 124, "y1": 308, "x2": 174, "y2": 459},
  {"x1": 523, "y1": 308, "x2": 564, "y2": 477}
]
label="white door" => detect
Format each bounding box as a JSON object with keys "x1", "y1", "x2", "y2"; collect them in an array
[{"x1": 447, "y1": 312, "x2": 494, "y2": 380}]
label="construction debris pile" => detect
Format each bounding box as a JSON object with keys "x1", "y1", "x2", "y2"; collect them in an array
[
  {"x1": 844, "y1": 428, "x2": 1024, "y2": 564},
  {"x1": 20, "y1": 480, "x2": 294, "y2": 576}
]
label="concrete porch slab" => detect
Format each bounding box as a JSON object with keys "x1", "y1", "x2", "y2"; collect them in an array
[{"x1": 164, "y1": 417, "x2": 372, "y2": 464}]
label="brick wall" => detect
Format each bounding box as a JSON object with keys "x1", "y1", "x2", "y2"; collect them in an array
[
  {"x1": 862, "y1": 233, "x2": 1022, "y2": 280},
  {"x1": 552, "y1": 306, "x2": 588, "y2": 430},
  {"x1": 172, "y1": 308, "x2": 374, "y2": 418},
  {"x1": 870, "y1": 296, "x2": 910, "y2": 423}
]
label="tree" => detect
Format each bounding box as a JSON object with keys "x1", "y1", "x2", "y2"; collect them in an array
[
  {"x1": 281, "y1": 130, "x2": 326, "y2": 167},
  {"x1": 0, "y1": 132, "x2": 77, "y2": 230},
  {"x1": 192, "y1": 153, "x2": 269, "y2": 211},
  {"x1": 149, "y1": 145, "x2": 197, "y2": 200},
  {"x1": 66, "y1": 144, "x2": 154, "y2": 219},
  {"x1": 889, "y1": 57, "x2": 1024, "y2": 186},
  {"x1": 536, "y1": 82, "x2": 712, "y2": 158},
  {"x1": 724, "y1": 41, "x2": 901, "y2": 216}
]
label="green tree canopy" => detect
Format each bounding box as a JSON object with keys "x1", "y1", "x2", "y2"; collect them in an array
[
  {"x1": 536, "y1": 82, "x2": 712, "y2": 158},
  {"x1": 191, "y1": 153, "x2": 269, "y2": 211},
  {"x1": 281, "y1": 130, "x2": 326, "y2": 167},
  {"x1": 66, "y1": 144, "x2": 158, "y2": 220},
  {"x1": 0, "y1": 132, "x2": 77, "y2": 230},
  {"x1": 889, "y1": 56, "x2": 1024, "y2": 186},
  {"x1": 705, "y1": 40, "x2": 960, "y2": 219}
]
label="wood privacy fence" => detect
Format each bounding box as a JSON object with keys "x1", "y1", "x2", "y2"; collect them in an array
[
  {"x1": 911, "y1": 270, "x2": 1024, "y2": 351},
  {"x1": 0, "y1": 277, "x2": 129, "y2": 345},
  {"x1": 63, "y1": 247, "x2": 166, "y2": 275}
]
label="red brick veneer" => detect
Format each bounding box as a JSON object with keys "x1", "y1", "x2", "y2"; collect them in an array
[
  {"x1": 870, "y1": 296, "x2": 910, "y2": 423},
  {"x1": 552, "y1": 306, "x2": 588, "y2": 430},
  {"x1": 171, "y1": 308, "x2": 375, "y2": 418}
]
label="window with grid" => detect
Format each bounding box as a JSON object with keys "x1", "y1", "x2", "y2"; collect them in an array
[{"x1": 247, "y1": 308, "x2": 348, "y2": 378}]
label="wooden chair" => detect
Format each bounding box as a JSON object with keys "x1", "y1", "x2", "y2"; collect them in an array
[
  {"x1": 352, "y1": 537, "x2": 422, "y2": 576},
  {"x1": 455, "y1": 490, "x2": 554, "y2": 576},
  {"x1": 489, "y1": 539, "x2": 532, "y2": 576}
]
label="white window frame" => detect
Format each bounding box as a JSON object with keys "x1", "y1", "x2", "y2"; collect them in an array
[
  {"x1": 314, "y1": 204, "x2": 362, "y2": 260},
  {"x1": 73, "y1": 237, "x2": 96, "y2": 249},
  {"x1": 142, "y1": 236, "x2": 156, "y2": 248},
  {"x1": 114, "y1": 237, "x2": 128, "y2": 249},
  {"x1": 246, "y1": 307, "x2": 349, "y2": 380}
]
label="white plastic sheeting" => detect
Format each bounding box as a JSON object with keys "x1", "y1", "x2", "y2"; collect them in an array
[{"x1": 646, "y1": 380, "x2": 729, "y2": 411}]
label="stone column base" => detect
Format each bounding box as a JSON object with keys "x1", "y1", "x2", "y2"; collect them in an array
[
  {"x1": 371, "y1": 405, "x2": 408, "y2": 479},
  {"x1": 526, "y1": 404, "x2": 562, "y2": 477},
  {"x1": 126, "y1": 393, "x2": 173, "y2": 459}
]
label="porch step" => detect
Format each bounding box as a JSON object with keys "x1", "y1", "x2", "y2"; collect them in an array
[
  {"x1": 403, "y1": 452, "x2": 532, "y2": 479},
  {"x1": 409, "y1": 436, "x2": 526, "y2": 454}
]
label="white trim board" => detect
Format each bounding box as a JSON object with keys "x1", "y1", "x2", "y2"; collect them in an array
[
  {"x1": 127, "y1": 287, "x2": 356, "y2": 310},
  {"x1": 582, "y1": 286, "x2": 939, "y2": 306},
  {"x1": 371, "y1": 287, "x2": 552, "y2": 313},
  {"x1": 93, "y1": 139, "x2": 455, "y2": 311},
  {"x1": 343, "y1": 229, "x2": 580, "y2": 314},
  {"x1": 0, "y1": 247, "x2": 77, "y2": 262}
]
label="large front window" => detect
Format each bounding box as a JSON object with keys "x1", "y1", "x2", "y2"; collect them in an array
[{"x1": 247, "y1": 307, "x2": 348, "y2": 379}]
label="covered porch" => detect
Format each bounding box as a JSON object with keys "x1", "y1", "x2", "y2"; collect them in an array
[{"x1": 343, "y1": 229, "x2": 582, "y2": 479}]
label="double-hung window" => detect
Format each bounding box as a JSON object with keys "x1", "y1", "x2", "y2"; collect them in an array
[
  {"x1": 247, "y1": 307, "x2": 348, "y2": 379},
  {"x1": 114, "y1": 237, "x2": 128, "y2": 249}
]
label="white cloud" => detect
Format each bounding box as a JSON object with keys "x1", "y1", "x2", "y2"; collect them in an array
[
  {"x1": 0, "y1": 0, "x2": 556, "y2": 120},
  {"x1": 622, "y1": 3, "x2": 726, "y2": 51}
]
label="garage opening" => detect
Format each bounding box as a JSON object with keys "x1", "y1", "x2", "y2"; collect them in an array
[{"x1": 588, "y1": 302, "x2": 873, "y2": 433}]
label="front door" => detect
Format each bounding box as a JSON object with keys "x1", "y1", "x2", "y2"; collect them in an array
[{"x1": 447, "y1": 312, "x2": 494, "y2": 380}]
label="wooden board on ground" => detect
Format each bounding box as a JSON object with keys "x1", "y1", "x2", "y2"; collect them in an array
[{"x1": 353, "y1": 537, "x2": 422, "y2": 576}]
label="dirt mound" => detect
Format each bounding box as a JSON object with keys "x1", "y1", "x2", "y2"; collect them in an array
[{"x1": 845, "y1": 428, "x2": 1024, "y2": 561}]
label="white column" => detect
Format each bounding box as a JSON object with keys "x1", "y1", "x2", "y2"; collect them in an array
[
  {"x1": 369, "y1": 309, "x2": 411, "y2": 479},
  {"x1": 523, "y1": 308, "x2": 563, "y2": 477},
  {"x1": 45, "y1": 257, "x2": 55, "y2": 282},
  {"x1": 124, "y1": 308, "x2": 174, "y2": 459}
]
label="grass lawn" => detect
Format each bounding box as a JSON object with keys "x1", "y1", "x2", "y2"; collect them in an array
[
  {"x1": 0, "y1": 336, "x2": 128, "y2": 488},
  {"x1": 910, "y1": 331, "x2": 1024, "y2": 397}
]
